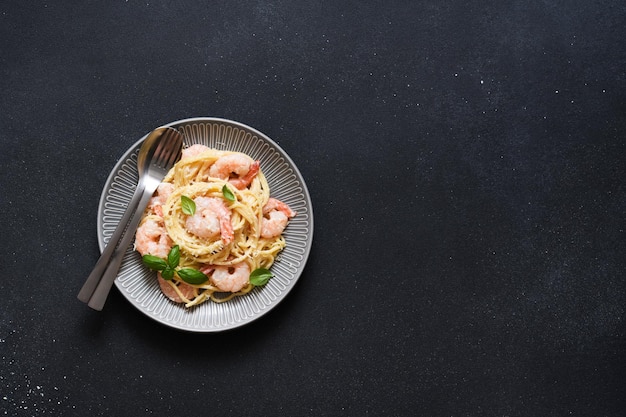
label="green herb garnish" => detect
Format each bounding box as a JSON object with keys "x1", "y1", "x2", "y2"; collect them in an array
[
  {"x1": 181, "y1": 195, "x2": 196, "y2": 215},
  {"x1": 161, "y1": 267, "x2": 175, "y2": 281},
  {"x1": 167, "y1": 244, "x2": 180, "y2": 269},
  {"x1": 222, "y1": 184, "x2": 235, "y2": 202},
  {"x1": 249, "y1": 268, "x2": 273, "y2": 286},
  {"x1": 177, "y1": 268, "x2": 208, "y2": 285},
  {"x1": 142, "y1": 254, "x2": 168, "y2": 271},
  {"x1": 141, "y1": 245, "x2": 207, "y2": 284}
]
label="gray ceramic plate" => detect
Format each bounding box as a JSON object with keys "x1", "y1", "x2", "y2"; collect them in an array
[{"x1": 97, "y1": 117, "x2": 313, "y2": 332}]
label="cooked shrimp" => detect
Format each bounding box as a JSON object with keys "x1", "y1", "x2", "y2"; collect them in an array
[
  {"x1": 209, "y1": 153, "x2": 260, "y2": 190},
  {"x1": 135, "y1": 218, "x2": 173, "y2": 258},
  {"x1": 261, "y1": 198, "x2": 296, "y2": 238},
  {"x1": 210, "y1": 262, "x2": 250, "y2": 292},
  {"x1": 181, "y1": 144, "x2": 211, "y2": 160},
  {"x1": 148, "y1": 182, "x2": 174, "y2": 217},
  {"x1": 185, "y1": 197, "x2": 234, "y2": 244},
  {"x1": 157, "y1": 273, "x2": 196, "y2": 303}
]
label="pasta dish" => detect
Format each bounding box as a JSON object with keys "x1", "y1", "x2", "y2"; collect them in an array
[{"x1": 134, "y1": 144, "x2": 295, "y2": 307}]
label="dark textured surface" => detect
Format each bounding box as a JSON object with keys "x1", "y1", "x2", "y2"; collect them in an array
[{"x1": 1, "y1": 1, "x2": 625, "y2": 416}]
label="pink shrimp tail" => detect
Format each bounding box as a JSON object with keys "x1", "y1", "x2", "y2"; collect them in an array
[
  {"x1": 199, "y1": 265, "x2": 215, "y2": 275},
  {"x1": 230, "y1": 160, "x2": 260, "y2": 190},
  {"x1": 220, "y1": 215, "x2": 234, "y2": 244}
]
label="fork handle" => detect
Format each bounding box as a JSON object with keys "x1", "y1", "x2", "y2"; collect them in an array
[
  {"x1": 77, "y1": 180, "x2": 145, "y2": 303},
  {"x1": 87, "y1": 179, "x2": 160, "y2": 310}
]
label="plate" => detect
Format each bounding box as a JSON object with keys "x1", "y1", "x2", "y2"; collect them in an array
[{"x1": 97, "y1": 117, "x2": 313, "y2": 332}]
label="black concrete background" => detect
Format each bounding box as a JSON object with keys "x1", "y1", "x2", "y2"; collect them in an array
[{"x1": 1, "y1": 1, "x2": 624, "y2": 416}]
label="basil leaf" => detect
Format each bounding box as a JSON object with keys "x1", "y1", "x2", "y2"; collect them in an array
[
  {"x1": 168, "y1": 245, "x2": 180, "y2": 269},
  {"x1": 222, "y1": 185, "x2": 235, "y2": 202},
  {"x1": 181, "y1": 195, "x2": 196, "y2": 215},
  {"x1": 142, "y1": 255, "x2": 168, "y2": 271},
  {"x1": 250, "y1": 268, "x2": 273, "y2": 286},
  {"x1": 177, "y1": 268, "x2": 208, "y2": 285},
  {"x1": 161, "y1": 267, "x2": 175, "y2": 280}
]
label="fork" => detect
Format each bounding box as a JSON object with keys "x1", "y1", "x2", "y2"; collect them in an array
[{"x1": 78, "y1": 127, "x2": 183, "y2": 310}]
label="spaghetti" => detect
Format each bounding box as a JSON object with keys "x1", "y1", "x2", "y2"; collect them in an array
[{"x1": 134, "y1": 145, "x2": 295, "y2": 307}]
